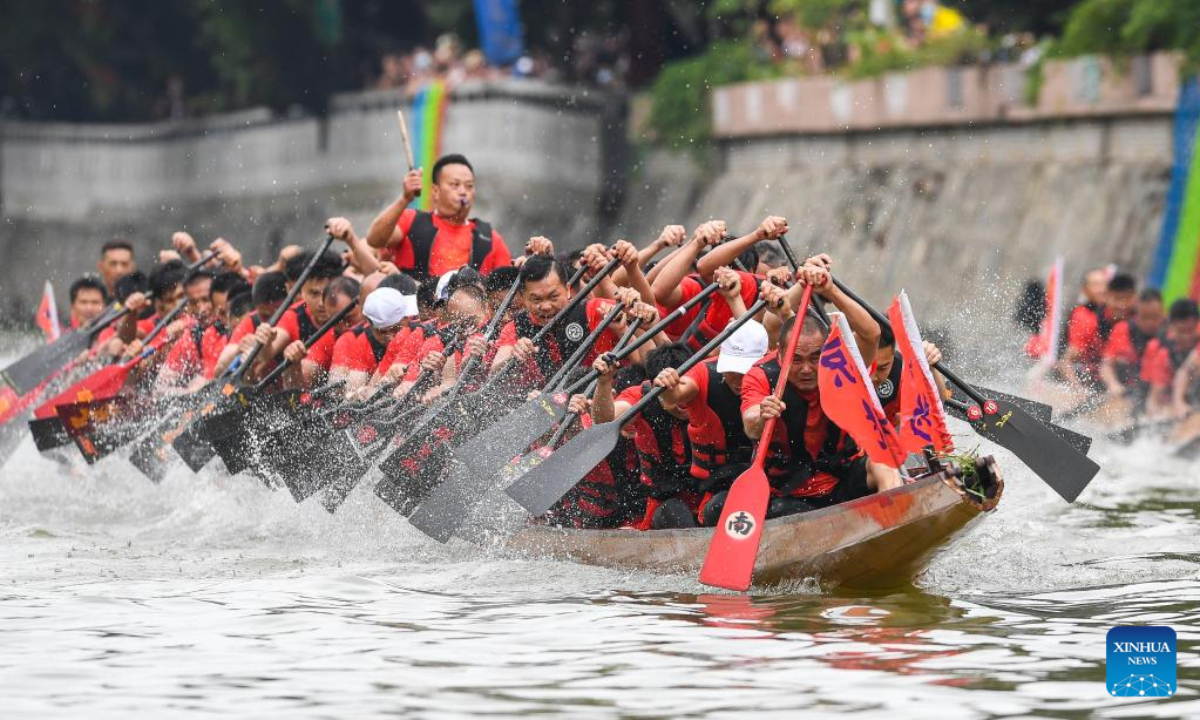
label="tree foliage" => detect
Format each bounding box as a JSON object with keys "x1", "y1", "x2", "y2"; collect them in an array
[{"x1": 1058, "y1": 0, "x2": 1200, "y2": 69}]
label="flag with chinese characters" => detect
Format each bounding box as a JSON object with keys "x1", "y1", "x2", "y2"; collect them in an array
[
  {"x1": 35, "y1": 281, "x2": 61, "y2": 342},
  {"x1": 888, "y1": 291, "x2": 953, "y2": 454},
  {"x1": 818, "y1": 312, "x2": 906, "y2": 469}
]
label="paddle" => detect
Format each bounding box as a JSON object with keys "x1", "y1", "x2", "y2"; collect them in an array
[
  {"x1": 406, "y1": 305, "x2": 641, "y2": 540},
  {"x1": 699, "y1": 286, "x2": 815, "y2": 591},
  {"x1": 29, "y1": 300, "x2": 190, "y2": 453},
  {"x1": 506, "y1": 293, "x2": 781, "y2": 516},
  {"x1": 832, "y1": 278, "x2": 1100, "y2": 503},
  {"x1": 373, "y1": 256, "x2": 622, "y2": 514},
  {"x1": 2, "y1": 252, "x2": 217, "y2": 395},
  {"x1": 170, "y1": 235, "x2": 337, "y2": 472},
  {"x1": 203, "y1": 299, "x2": 359, "y2": 475}
]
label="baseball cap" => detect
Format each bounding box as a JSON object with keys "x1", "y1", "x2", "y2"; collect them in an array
[
  {"x1": 363, "y1": 287, "x2": 418, "y2": 329},
  {"x1": 716, "y1": 320, "x2": 768, "y2": 374}
]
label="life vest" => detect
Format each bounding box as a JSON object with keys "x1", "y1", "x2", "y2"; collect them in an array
[
  {"x1": 555, "y1": 430, "x2": 641, "y2": 527},
  {"x1": 1157, "y1": 331, "x2": 1193, "y2": 375},
  {"x1": 406, "y1": 210, "x2": 494, "y2": 282},
  {"x1": 690, "y1": 361, "x2": 753, "y2": 481},
  {"x1": 1060, "y1": 301, "x2": 1114, "y2": 359},
  {"x1": 756, "y1": 357, "x2": 858, "y2": 495},
  {"x1": 349, "y1": 324, "x2": 390, "y2": 366},
  {"x1": 292, "y1": 302, "x2": 319, "y2": 343},
  {"x1": 875, "y1": 352, "x2": 904, "y2": 423},
  {"x1": 632, "y1": 381, "x2": 694, "y2": 500},
  {"x1": 511, "y1": 302, "x2": 591, "y2": 381}
]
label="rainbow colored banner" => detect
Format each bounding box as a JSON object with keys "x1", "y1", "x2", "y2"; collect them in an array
[
  {"x1": 1150, "y1": 78, "x2": 1200, "y2": 301},
  {"x1": 408, "y1": 80, "x2": 449, "y2": 212}
]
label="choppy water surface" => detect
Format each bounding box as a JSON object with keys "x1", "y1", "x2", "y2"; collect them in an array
[{"x1": 1, "y1": 337, "x2": 1197, "y2": 718}]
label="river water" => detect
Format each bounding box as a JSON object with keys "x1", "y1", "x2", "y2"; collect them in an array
[{"x1": 1, "y1": 339, "x2": 1198, "y2": 719}]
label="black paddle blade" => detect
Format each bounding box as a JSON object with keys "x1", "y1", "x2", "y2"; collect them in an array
[
  {"x1": 375, "y1": 433, "x2": 456, "y2": 516},
  {"x1": 970, "y1": 399, "x2": 1100, "y2": 503},
  {"x1": 946, "y1": 396, "x2": 1091, "y2": 456},
  {"x1": 1, "y1": 331, "x2": 91, "y2": 395},
  {"x1": 505, "y1": 422, "x2": 621, "y2": 516},
  {"x1": 407, "y1": 394, "x2": 569, "y2": 542},
  {"x1": 128, "y1": 433, "x2": 174, "y2": 483},
  {"x1": 29, "y1": 416, "x2": 71, "y2": 452}
]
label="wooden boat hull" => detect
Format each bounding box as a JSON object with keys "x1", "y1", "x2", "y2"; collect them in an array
[{"x1": 505, "y1": 458, "x2": 1003, "y2": 590}]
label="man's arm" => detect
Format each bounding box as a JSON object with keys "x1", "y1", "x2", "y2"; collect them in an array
[
  {"x1": 653, "y1": 368, "x2": 699, "y2": 413},
  {"x1": 327, "y1": 217, "x2": 379, "y2": 276},
  {"x1": 650, "y1": 221, "x2": 724, "y2": 307},
  {"x1": 612, "y1": 225, "x2": 684, "y2": 287},
  {"x1": 365, "y1": 169, "x2": 422, "y2": 249},
  {"x1": 799, "y1": 255, "x2": 880, "y2": 367},
  {"x1": 696, "y1": 216, "x2": 788, "y2": 281}
]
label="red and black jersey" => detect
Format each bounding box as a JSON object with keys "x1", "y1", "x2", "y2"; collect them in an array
[
  {"x1": 545, "y1": 416, "x2": 642, "y2": 528},
  {"x1": 498, "y1": 297, "x2": 618, "y2": 386},
  {"x1": 679, "y1": 359, "x2": 753, "y2": 481},
  {"x1": 616, "y1": 382, "x2": 693, "y2": 501},
  {"x1": 673, "y1": 270, "x2": 761, "y2": 348},
  {"x1": 385, "y1": 209, "x2": 512, "y2": 280},
  {"x1": 740, "y1": 353, "x2": 858, "y2": 498},
  {"x1": 331, "y1": 322, "x2": 392, "y2": 375},
  {"x1": 1103, "y1": 320, "x2": 1157, "y2": 387},
  {"x1": 277, "y1": 301, "x2": 319, "y2": 344},
  {"x1": 1140, "y1": 328, "x2": 1199, "y2": 389},
  {"x1": 163, "y1": 321, "x2": 231, "y2": 381},
  {"x1": 1066, "y1": 302, "x2": 1116, "y2": 380}
]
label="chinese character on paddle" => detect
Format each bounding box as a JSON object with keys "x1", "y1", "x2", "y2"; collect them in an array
[
  {"x1": 861, "y1": 399, "x2": 891, "y2": 451},
  {"x1": 908, "y1": 391, "x2": 934, "y2": 443},
  {"x1": 820, "y1": 337, "x2": 857, "y2": 388},
  {"x1": 727, "y1": 511, "x2": 755, "y2": 537}
]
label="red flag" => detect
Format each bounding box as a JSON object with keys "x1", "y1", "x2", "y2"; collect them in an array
[
  {"x1": 818, "y1": 312, "x2": 906, "y2": 469},
  {"x1": 888, "y1": 292, "x2": 954, "y2": 454},
  {"x1": 35, "y1": 281, "x2": 61, "y2": 342},
  {"x1": 1026, "y1": 257, "x2": 1063, "y2": 366}
]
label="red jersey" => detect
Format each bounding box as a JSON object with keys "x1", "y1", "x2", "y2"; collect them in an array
[
  {"x1": 678, "y1": 359, "x2": 753, "y2": 480},
  {"x1": 740, "y1": 352, "x2": 846, "y2": 498},
  {"x1": 1140, "y1": 330, "x2": 1199, "y2": 389},
  {"x1": 331, "y1": 324, "x2": 392, "y2": 375},
  {"x1": 163, "y1": 323, "x2": 230, "y2": 381},
  {"x1": 385, "y1": 208, "x2": 512, "y2": 278},
  {"x1": 674, "y1": 270, "x2": 759, "y2": 342},
  {"x1": 1066, "y1": 303, "x2": 1116, "y2": 375},
  {"x1": 277, "y1": 302, "x2": 319, "y2": 344},
  {"x1": 305, "y1": 330, "x2": 337, "y2": 372},
  {"x1": 616, "y1": 383, "x2": 694, "y2": 503}
]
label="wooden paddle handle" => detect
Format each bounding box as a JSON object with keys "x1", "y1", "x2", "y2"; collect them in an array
[
  {"x1": 396, "y1": 109, "x2": 421, "y2": 198},
  {"x1": 754, "y1": 285, "x2": 814, "y2": 469}
]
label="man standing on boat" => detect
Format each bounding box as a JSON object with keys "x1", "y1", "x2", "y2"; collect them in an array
[{"x1": 365, "y1": 154, "x2": 512, "y2": 282}]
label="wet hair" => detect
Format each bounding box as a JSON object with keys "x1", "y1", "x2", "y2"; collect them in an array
[
  {"x1": 520, "y1": 254, "x2": 569, "y2": 289},
  {"x1": 1013, "y1": 280, "x2": 1046, "y2": 335},
  {"x1": 645, "y1": 343, "x2": 693, "y2": 379},
  {"x1": 416, "y1": 278, "x2": 440, "y2": 313},
  {"x1": 69, "y1": 275, "x2": 108, "y2": 304},
  {"x1": 778, "y1": 313, "x2": 828, "y2": 349},
  {"x1": 1168, "y1": 298, "x2": 1199, "y2": 323},
  {"x1": 1138, "y1": 287, "x2": 1162, "y2": 303},
  {"x1": 228, "y1": 292, "x2": 254, "y2": 320},
  {"x1": 614, "y1": 363, "x2": 648, "y2": 392},
  {"x1": 485, "y1": 265, "x2": 520, "y2": 294},
  {"x1": 1108, "y1": 273, "x2": 1136, "y2": 294},
  {"x1": 285, "y1": 250, "x2": 345, "y2": 283},
  {"x1": 379, "y1": 271, "x2": 419, "y2": 296},
  {"x1": 184, "y1": 269, "x2": 215, "y2": 290},
  {"x1": 878, "y1": 323, "x2": 895, "y2": 349},
  {"x1": 252, "y1": 272, "x2": 289, "y2": 306},
  {"x1": 432, "y1": 153, "x2": 474, "y2": 183},
  {"x1": 756, "y1": 243, "x2": 786, "y2": 269},
  {"x1": 114, "y1": 271, "x2": 149, "y2": 302},
  {"x1": 101, "y1": 238, "x2": 133, "y2": 257},
  {"x1": 736, "y1": 246, "x2": 759, "y2": 273},
  {"x1": 211, "y1": 272, "x2": 250, "y2": 299},
  {"x1": 449, "y1": 266, "x2": 485, "y2": 294},
  {"x1": 148, "y1": 260, "x2": 186, "y2": 297},
  {"x1": 324, "y1": 276, "x2": 361, "y2": 302}
]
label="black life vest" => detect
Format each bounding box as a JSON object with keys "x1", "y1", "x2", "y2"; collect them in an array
[
  {"x1": 406, "y1": 210, "x2": 494, "y2": 282},
  {"x1": 511, "y1": 302, "x2": 592, "y2": 382},
  {"x1": 633, "y1": 381, "x2": 694, "y2": 500},
  {"x1": 189, "y1": 323, "x2": 207, "y2": 366},
  {"x1": 875, "y1": 352, "x2": 904, "y2": 421},
  {"x1": 1158, "y1": 331, "x2": 1193, "y2": 375},
  {"x1": 690, "y1": 361, "x2": 753, "y2": 479},
  {"x1": 349, "y1": 324, "x2": 390, "y2": 365},
  {"x1": 291, "y1": 303, "x2": 319, "y2": 344},
  {"x1": 756, "y1": 357, "x2": 857, "y2": 493},
  {"x1": 559, "y1": 435, "x2": 642, "y2": 525}
]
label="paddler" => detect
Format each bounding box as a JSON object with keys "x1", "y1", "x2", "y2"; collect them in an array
[
  {"x1": 97, "y1": 239, "x2": 135, "y2": 297},
  {"x1": 67, "y1": 276, "x2": 108, "y2": 329},
  {"x1": 277, "y1": 276, "x2": 363, "y2": 389},
  {"x1": 1142, "y1": 299, "x2": 1200, "y2": 418},
  {"x1": 397, "y1": 283, "x2": 491, "y2": 404},
  {"x1": 648, "y1": 278, "x2": 786, "y2": 527},
  {"x1": 329, "y1": 287, "x2": 418, "y2": 397},
  {"x1": 155, "y1": 272, "x2": 252, "y2": 394},
  {"x1": 211, "y1": 272, "x2": 289, "y2": 379},
  {"x1": 365, "y1": 153, "x2": 512, "y2": 281},
  {"x1": 871, "y1": 324, "x2": 948, "y2": 426},
  {"x1": 1060, "y1": 269, "x2": 1134, "y2": 396},
  {"x1": 735, "y1": 259, "x2": 900, "y2": 519},
  {"x1": 1100, "y1": 287, "x2": 1164, "y2": 413}
]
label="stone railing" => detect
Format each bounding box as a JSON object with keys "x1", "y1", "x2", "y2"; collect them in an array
[{"x1": 712, "y1": 52, "x2": 1180, "y2": 138}]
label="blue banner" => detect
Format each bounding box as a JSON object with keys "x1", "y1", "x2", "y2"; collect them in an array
[{"x1": 473, "y1": 0, "x2": 525, "y2": 66}]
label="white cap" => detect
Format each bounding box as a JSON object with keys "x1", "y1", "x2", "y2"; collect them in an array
[
  {"x1": 363, "y1": 287, "x2": 417, "y2": 329},
  {"x1": 435, "y1": 269, "x2": 457, "y2": 302},
  {"x1": 716, "y1": 320, "x2": 768, "y2": 374}
]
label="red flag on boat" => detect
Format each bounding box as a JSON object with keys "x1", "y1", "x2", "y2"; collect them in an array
[
  {"x1": 887, "y1": 291, "x2": 954, "y2": 455},
  {"x1": 35, "y1": 281, "x2": 61, "y2": 342},
  {"x1": 818, "y1": 312, "x2": 906, "y2": 469},
  {"x1": 1025, "y1": 256, "x2": 1063, "y2": 366}
]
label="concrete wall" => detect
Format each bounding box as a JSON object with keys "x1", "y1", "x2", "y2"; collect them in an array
[{"x1": 0, "y1": 80, "x2": 620, "y2": 318}]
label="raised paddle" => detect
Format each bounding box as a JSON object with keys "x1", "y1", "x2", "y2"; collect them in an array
[
  {"x1": 203, "y1": 299, "x2": 359, "y2": 475},
  {"x1": 506, "y1": 292, "x2": 783, "y2": 516},
  {"x1": 832, "y1": 278, "x2": 1100, "y2": 503},
  {"x1": 406, "y1": 306, "x2": 642, "y2": 540},
  {"x1": 170, "y1": 235, "x2": 337, "y2": 472},
  {"x1": 699, "y1": 286, "x2": 815, "y2": 591},
  {"x1": 397, "y1": 109, "x2": 420, "y2": 199},
  {"x1": 2, "y1": 251, "x2": 218, "y2": 395}
]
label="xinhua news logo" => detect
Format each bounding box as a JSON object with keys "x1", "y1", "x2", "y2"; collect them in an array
[{"x1": 1106, "y1": 626, "x2": 1176, "y2": 697}]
